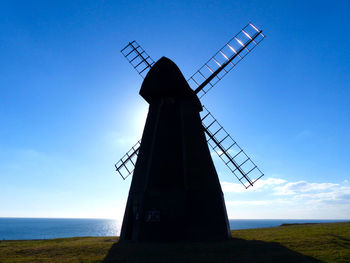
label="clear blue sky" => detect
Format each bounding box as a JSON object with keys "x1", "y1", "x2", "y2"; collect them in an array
[{"x1": 1, "y1": 0, "x2": 349, "y2": 224}]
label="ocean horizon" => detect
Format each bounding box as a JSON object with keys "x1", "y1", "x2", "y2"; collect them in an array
[{"x1": 0, "y1": 218, "x2": 348, "y2": 240}]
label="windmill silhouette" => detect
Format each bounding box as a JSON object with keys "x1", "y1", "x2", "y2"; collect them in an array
[{"x1": 115, "y1": 23, "x2": 265, "y2": 242}]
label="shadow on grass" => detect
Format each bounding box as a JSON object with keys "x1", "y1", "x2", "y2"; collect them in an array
[{"x1": 103, "y1": 238, "x2": 322, "y2": 263}]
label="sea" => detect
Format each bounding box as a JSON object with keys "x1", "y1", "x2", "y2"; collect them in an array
[{"x1": 0, "y1": 218, "x2": 347, "y2": 240}]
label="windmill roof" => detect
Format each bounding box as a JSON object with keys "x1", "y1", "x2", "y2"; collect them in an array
[{"x1": 140, "y1": 57, "x2": 201, "y2": 109}]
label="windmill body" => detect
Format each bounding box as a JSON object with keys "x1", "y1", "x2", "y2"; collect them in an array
[
  {"x1": 116, "y1": 23, "x2": 266, "y2": 243},
  {"x1": 120, "y1": 57, "x2": 231, "y2": 241}
]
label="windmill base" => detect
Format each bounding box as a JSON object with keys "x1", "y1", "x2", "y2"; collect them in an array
[{"x1": 120, "y1": 189, "x2": 231, "y2": 242}]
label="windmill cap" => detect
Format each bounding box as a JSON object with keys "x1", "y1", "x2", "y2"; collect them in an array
[{"x1": 140, "y1": 57, "x2": 201, "y2": 107}]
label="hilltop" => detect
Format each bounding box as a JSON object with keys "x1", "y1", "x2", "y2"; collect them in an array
[{"x1": 0, "y1": 222, "x2": 349, "y2": 262}]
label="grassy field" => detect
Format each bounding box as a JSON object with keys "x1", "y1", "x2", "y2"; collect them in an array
[{"x1": 0, "y1": 222, "x2": 349, "y2": 263}]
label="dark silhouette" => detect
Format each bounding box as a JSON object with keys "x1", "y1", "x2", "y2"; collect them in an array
[
  {"x1": 120, "y1": 57, "x2": 230, "y2": 241},
  {"x1": 103, "y1": 238, "x2": 322, "y2": 263},
  {"x1": 116, "y1": 23, "x2": 266, "y2": 242}
]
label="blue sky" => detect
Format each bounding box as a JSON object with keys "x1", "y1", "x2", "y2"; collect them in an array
[{"x1": 1, "y1": 0, "x2": 350, "y2": 225}]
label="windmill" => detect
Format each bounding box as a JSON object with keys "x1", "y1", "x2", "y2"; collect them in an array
[{"x1": 115, "y1": 23, "x2": 265, "y2": 242}]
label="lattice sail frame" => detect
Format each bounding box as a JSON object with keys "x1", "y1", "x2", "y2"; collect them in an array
[
  {"x1": 116, "y1": 23, "x2": 265, "y2": 187},
  {"x1": 121, "y1": 41, "x2": 155, "y2": 78},
  {"x1": 115, "y1": 140, "x2": 140, "y2": 180},
  {"x1": 200, "y1": 106, "x2": 264, "y2": 188},
  {"x1": 188, "y1": 23, "x2": 265, "y2": 98}
]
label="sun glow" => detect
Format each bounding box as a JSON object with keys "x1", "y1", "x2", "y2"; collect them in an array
[{"x1": 131, "y1": 103, "x2": 148, "y2": 134}]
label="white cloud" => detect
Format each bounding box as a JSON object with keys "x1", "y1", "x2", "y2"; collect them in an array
[
  {"x1": 294, "y1": 185, "x2": 350, "y2": 203},
  {"x1": 253, "y1": 177, "x2": 287, "y2": 188},
  {"x1": 220, "y1": 177, "x2": 286, "y2": 193},
  {"x1": 222, "y1": 176, "x2": 350, "y2": 219},
  {"x1": 226, "y1": 200, "x2": 272, "y2": 206},
  {"x1": 273, "y1": 181, "x2": 339, "y2": 195},
  {"x1": 221, "y1": 181, "x2": 246, "y2": 193}
]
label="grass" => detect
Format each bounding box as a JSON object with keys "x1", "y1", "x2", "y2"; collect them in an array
[
  {"x1": 0, "y1": 237, "x2": 115, "y2": 263},
  {"x1": 0, "y1": 222, "x2": 349, "y2": 263},
  {"x1": 231, "y1": 222, "x2": 350, "y2": 263}
]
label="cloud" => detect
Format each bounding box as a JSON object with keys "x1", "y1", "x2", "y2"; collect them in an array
[
  {"x1": 221, "y1": 181, "x2": 246, "y2": 193},
  {"x1": 273, "y1": 181, "x2": 339, "y2": 195},
  {"x1": 294, "y1": 185, "x2": 350, "y2": 204},
  {"x1": 220, "y1": 177, "x2": 286, "y2": 193},
  {"x1": 222, "y1": 176, "x2": 350, "y2": 219},
  {"x1": 254, "y1": 177, "x2": 287, "y2": 188},
  {"x1": 221, "y1": 176, "x2": 350, "y2": 204},
  {"x1": 271, "y1": 181, "x2": 350, "y2": 206},
  {"x1": 226, "y1": 200, "x2": 272, "y2": 206}
]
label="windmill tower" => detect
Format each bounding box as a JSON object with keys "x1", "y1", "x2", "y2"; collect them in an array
[{"x1": 115, "y1": 23, "x2": 265, "y2": 242}]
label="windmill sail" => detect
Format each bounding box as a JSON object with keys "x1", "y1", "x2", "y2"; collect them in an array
[
  {"x1": 200, "y1": 106, "x2": 264, "y2": 188},
  {"x1": 114, "y1": 140, "x2": 141, "y2": 180},
  {"x1": 121, "y1": 41, "x2": 155, "y2": 78},
  {"x1": 121, "y1": 23, "x2": 265, "y2": 90},
  {"x1": 117, "y1": 23, "x2": 264, "y2": 187},
  {"x1": 188, "y1": 23, "x2": 265, "y2": 98}
]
